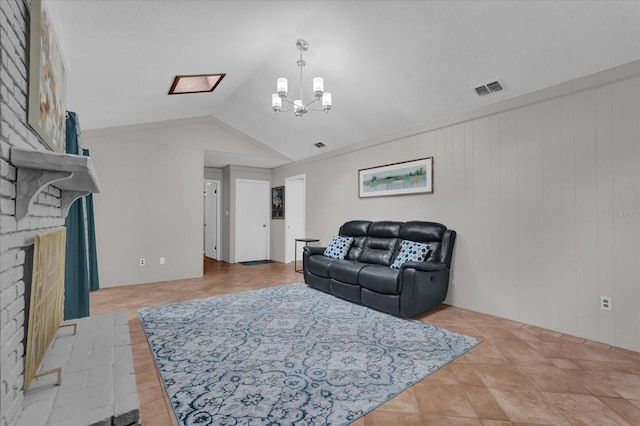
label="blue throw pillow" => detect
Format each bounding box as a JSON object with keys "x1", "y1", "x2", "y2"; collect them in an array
[
  {"x1": 324, "y1": 235, "x2": 354, "y2": 260},
  {"x1": 390, "y1": 240, "x2": 431, "y2": 269}
]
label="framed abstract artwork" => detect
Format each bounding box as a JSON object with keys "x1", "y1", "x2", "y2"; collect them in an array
[
  {"x1": 28, "y1": 0, "x2": 67, "y2": 152},
  {"x1": 272, "y1": 186, "x2": 284, "y2": 219},
  {"x1": 359, "y1": 157, "x2": 433, "y2": 198}
]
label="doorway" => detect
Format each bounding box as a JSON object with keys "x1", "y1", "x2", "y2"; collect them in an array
[
  {"x1": 285, "y1": 174, "x2": 306, "y2": 264},
  {"x1": 203, "y1": 180, "x2": 221, "y2": 260},
  {"x1": 235, "y1": 179, "x2": 270, "y2": 262}
]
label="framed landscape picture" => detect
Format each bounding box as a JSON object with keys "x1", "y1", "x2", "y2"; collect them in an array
[
  {"x1": 272, "y1": 186, "x2": 284, "y2": 219},
  {"x1": 359, "y1": 157, "x2": 433, "y2": 198},
  {"x1": 28, "y1": 0, "x2": 67, "y2": 152}
]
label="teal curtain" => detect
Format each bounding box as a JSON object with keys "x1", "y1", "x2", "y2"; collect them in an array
[
  {"x1": 84, "y1": 148, "x2": 100, "y2": 292},
  {"x1": 64, "y1": 112, "x2": 100, "y2": 319}
]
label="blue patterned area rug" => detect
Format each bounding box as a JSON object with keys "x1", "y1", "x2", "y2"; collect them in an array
[{"x1": 138, "y1": 284, "x2": 480, "y2": 425}]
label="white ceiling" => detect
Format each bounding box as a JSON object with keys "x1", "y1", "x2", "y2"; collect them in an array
[{"x1": 51, "y1": 1, "x2": 640, "y2": 168}]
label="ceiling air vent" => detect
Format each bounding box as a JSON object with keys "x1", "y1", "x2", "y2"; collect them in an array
[
  {"x1": 474, "y1": 85, "x2": 490, "y2": 96},
  {"x1": 474, "y1": 80, "x2": 504, "y2": 96},
  {"x1": 314, "y1": 142, "x2": 326, "y2": 148},
  {"x1": 486, "y1": 81, "x2": 503, "y2": 93}
]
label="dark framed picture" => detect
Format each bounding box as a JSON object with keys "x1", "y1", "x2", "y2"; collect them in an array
[{"x1": 272, "y1": 186, "x2": 284, "y2": 219}]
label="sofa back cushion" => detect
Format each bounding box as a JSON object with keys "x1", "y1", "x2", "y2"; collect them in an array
[
  {"x1": 398, "y1": 221, "x2": 446, "y2": 262},
  {"x1": 360, "y1": 237, "x2": 400, "y2": 266},
  {"x1": 345, "y1": 236, "x2": 368, "y2": 261},
  {"x1": 399, "y1": 221, "x2": 445, "y2": 242},
  {"x1": 340, "y1": 221, "x2": 371, "y2": 261},
  {"x1": 368, "y1": 221, "x2": 403, "y2": 238},
  {"x1": 339, "y1": 220, "x2": 371, "y2": 237}
]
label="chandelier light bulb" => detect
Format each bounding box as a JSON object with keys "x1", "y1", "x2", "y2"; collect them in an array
[
  {"x1": 322, "y1": 92, "x2": 332, "y2": 112},
  {"x1": 277, "y1": 78, "x2": 288, "y2": 97},
  {"x1": 313, "y1": 77, "x2": 324, "y2": 98},
  {"x1": 272, "y1": 94, "x2": 282, "y2": 112}
]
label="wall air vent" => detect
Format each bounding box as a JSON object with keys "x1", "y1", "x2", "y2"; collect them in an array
[
  {"x1": 314, "y1": 142, "x2": 326, "y2": 148},
  {"x1": 474, "y1": 80, "x2": 504, "y2": 96}
]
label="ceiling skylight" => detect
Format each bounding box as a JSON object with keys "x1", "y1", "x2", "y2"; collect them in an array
[{"x1": 168, "y1": 73, "x2": 226, "y2": 95}]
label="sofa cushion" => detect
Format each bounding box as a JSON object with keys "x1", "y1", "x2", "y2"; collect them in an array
[
  {"x1": 390, "y1": 240, "x2": 432, "y2": 269},
  {"x1": 307, "y1": 255, "x2": 339, "y2": 278},
  {"x1": 329, "y1": 260, "x2": 369, "y2": 285},
  {"x1": 359, "y1": 237, "x2": 399, "y2": 266},
  {"x1": 339, "y1": 220, "x2": 371, "y2": 237},
  {"x1": 368, "y1": 221, "x2": 402, "y2": 238},
  {"x1": 324, "y1": 235, "x2": 354, "y2": 260},
  {"x1": 399, "y1": 221, "x2": 445, "y2": 242},
  {"x1": 345, "y1": 236, "x2": 368, "y2": 261},
  {"x1": 359, "y1": 265, "x2": 401, "y2": 295}
]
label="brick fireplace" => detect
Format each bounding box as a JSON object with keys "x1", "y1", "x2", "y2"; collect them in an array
[
  {"x1": 0, "y1": 2, "x2": 67, "y2": 425},
  {"x1": 0, "y1": 0, "x2": 138, "y2": 426}
]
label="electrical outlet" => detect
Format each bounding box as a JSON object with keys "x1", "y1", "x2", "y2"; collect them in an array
[
  {"x1": 139, "y1": 258, "x2": 146, "y2": 266},
  {"x1": 600, "y1": 296, "x2": 612, "y2": 311},
  {"x1": 160, "y1": 257, "x2": 165, "y2": 265}
]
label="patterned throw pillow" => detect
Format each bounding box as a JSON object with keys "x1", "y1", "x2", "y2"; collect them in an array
[
  {"x1": 390, "y1": 240, "x2": 431, "y2": 269},
  {"x1": 324, "y1": 236, "x2": 354, "y2": 260}
]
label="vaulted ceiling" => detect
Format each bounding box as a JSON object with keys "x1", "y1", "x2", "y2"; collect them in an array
[{"x1": 51, "y1": 1, "x2": 640, "y2": 167}]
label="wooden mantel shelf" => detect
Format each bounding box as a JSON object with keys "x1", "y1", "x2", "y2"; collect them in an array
[{"x1": 10, "y1": 147, "x2": 101, "y2": 221}]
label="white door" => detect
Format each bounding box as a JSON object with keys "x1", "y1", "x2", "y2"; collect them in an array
[
  {"x1": 236, "y1": 179, "x2": 270, "y2": 262},
  {"x1": 285, "y1": 175, "x2": 306, "y2": 263},
  {"x1": 204, "y1": 180, "x2": 220, "y2": 259}
]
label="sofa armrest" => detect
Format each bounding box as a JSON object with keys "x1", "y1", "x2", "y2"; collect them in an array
[
  {"x1": 401, "y1": 261, "x2": 448, "y2": 272},
  {"x1": 304, "y1": 246, "x2": 326, "y2": 256}
]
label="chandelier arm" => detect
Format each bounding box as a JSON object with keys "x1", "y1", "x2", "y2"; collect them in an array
[{"x1": 304, "y1": 98, "x2": 320, "y2": 108}]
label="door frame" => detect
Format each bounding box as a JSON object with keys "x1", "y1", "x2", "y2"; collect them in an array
[
  {"x1": 235, "y1": 178, "x2": 271, "y2": 263},
  {"x1": 285, "y1": 174, "x2": 306, "y2": 264},
  {"x1": 203, "y1": 179, "x2": 221, "y2": 260}
]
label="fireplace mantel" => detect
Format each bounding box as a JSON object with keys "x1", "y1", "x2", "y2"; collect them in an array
[{"x1": 10, "y1": 147, "x2": 101, "y2": 220}]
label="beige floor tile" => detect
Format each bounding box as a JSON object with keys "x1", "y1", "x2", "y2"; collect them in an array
[
  {"x1": 421, "y1": 415, "x2": 483, "y2": 425},
  {"x1": 376, "y1": 386, "x2": 421, "y2": 413},
  {"x1": 450, "y1": 363, "x2": 485, "y2": 386},
  {"x1": 363, "y1": 410, "x2": 423, "y2": 425},
  {"x1": 464, "y1": 385, "x2": 509, "y2": 420},
  {"x1": 599, "y1": 396, "x2": 640, "y2": 424},
  {"x1": 471, "y1": 364, "x2": 535, "y2": 390},
  {"x1": 414, "y1": 384, "x2": 476, "y2": 418},
  {"x1": 515, "y1": 365, "x2": 590, "y2": 394},
  {"x1": 541, "y1": 392, "x2": 630, "y2": 425},
  {"x1": 489, "y1": 389, "x2": 570, "y2": 425}
]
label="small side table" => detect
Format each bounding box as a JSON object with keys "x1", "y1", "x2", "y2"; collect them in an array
[{"x1": 294, "y1": 238, "x2": 320, "y2": 273}]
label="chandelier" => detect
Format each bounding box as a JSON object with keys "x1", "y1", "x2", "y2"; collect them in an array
[{"x1": 271, "y1": 39, "x2": 332, "y2": 117}]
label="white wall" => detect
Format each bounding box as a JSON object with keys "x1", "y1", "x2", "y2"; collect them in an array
[
  {"x1": 83, "y1": 136, "x2": 203, "y2": 287},
  {"x1": 271, "y1": 63, "x2": 640, "y2": 352},
  {"x1": 83, "y1": 117, "x2": 280, "y2": 286}
]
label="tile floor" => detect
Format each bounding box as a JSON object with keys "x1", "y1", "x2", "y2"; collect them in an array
[{"x1": 90, "y1": 258, "x2": 640, "y2": 425}]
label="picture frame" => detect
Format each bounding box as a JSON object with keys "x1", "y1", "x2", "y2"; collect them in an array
[
  {"x1": 28, "y1": 0, "x2": 67, "y2": 152},
  {"x1": 359, "y1": 157, "x2": 433, "y2": 198},
  {"x1": 272, "y1": 186, "x2": 284, "y2": 219}
]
